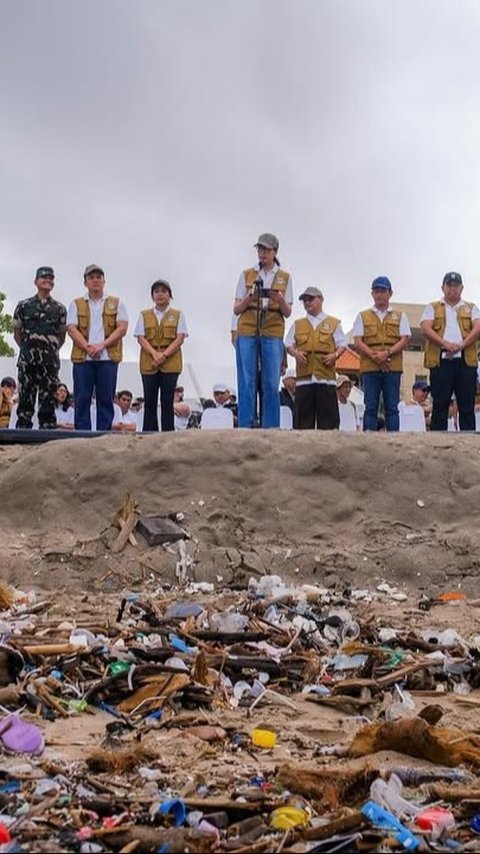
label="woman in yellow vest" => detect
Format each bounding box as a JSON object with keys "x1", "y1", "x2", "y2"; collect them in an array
[
  {"x1": 0, "y1": 377, "x2": 16, "y2": 428},
  {"x1": 286, "y1": 287, "x2": 347, "y2": 429},
  {"x1": 233, "y1": 233, "x2": 293, "y2": 428},
  {"x1": 134, "y1": 280, "x2": 189, "y2": 432}
]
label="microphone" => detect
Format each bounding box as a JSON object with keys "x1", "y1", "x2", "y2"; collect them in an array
[{"x1": 255, "y1": 260, "x2": 263, "y2": 290}]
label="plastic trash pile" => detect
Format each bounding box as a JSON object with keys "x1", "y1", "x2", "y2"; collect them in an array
[{"x1": 0, "y1": 577, "x2": 479, "y2": 850}]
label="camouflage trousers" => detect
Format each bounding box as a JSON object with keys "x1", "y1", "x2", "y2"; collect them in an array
[{"x1": 16, "y1": 356, "x2": 59, "y2": 429}]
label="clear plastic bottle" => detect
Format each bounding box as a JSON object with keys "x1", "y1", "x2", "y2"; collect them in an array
[{"x1": 388, "y1": 766, "x2": 469, "y2": 785}]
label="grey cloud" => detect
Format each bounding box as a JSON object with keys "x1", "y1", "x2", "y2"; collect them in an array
[{"x1": 2, "y1": 0, "x2": 480, "y2": 381}]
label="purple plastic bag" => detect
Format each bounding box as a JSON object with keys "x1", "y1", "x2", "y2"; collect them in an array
[{"x1": 0, "y1": 716, "x2": 44, "y2": 756}]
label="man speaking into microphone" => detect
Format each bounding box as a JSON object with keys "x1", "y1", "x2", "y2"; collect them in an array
[{"x1": 233, "y1": 233, "x2": 293, "y2": 428}]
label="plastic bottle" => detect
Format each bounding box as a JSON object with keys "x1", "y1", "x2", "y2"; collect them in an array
[
  {"x1": 470, "y1": 813, "x2": 480, "y2": 833},
  {"x1": 0, "y1": 824, "x2": 11, "y2": 845},
  {"x1": 157, "y1": 798, "x2": 186, "y2": 827},
  {"x1": 385, "y1": 686, "x2": 415, "y2": 722},
  {"x1": 330, "y1": 653, "x2": 368, "y2": 671},
  {"x1": 210, "y1": 612, "x2": 248, "y2": 633},
  {"x1": 270, "y1": 806, "x2": 309, "y2": 830},
  {"x1": 389, "y1": 766, "x2": 469, "y2": 786},
  {"x1": 415, "y1": 806, "x2": 455, "y2": 837},
  {"x1": 341, "y1": 620, "x2": 361, "y2": 641},
  {"x1": 362, "y1": 801, "x2": 420, "y2": 851},
  {"x1": 370, "y1": 774, "x2": 419, "y2": 819},
  {"x1": 251, "y1": 728, "x2": 277, "y2": 749},
  {"x1": 108, "y1": 660, "x2": 131, "y2": 677}
]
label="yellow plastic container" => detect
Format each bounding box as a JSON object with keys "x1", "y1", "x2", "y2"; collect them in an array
[
  {"x1": 270, "y1": 806, "x2": 309, "y2": 830},
  {"x1": 251, "y1": 728, "x2": 277, "y2": 749}
]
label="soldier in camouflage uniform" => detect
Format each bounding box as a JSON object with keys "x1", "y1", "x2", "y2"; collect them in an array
[{"x1": 13, "y1": 266, "x2": 67, "y2": 429}]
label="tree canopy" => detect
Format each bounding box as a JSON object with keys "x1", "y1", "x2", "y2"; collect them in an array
[{"x1": 0, "y1": 293, "x2": 14, "y2": 357}]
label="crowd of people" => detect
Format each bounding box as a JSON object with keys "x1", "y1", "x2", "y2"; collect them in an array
[{"x1": 3, "y1": 237, "x2": 480, "y2": 434}]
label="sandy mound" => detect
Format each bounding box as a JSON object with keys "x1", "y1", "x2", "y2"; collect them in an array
[{"x1": 0, "y1": 431, "x2": 479, "y2": 596}]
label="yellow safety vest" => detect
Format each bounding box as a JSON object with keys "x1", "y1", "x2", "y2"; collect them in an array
[
  {"x1": 424, "y1": 301, "x2": 477, "y2": 368},
  {"x1": 71, "y1": 296, "x2": 122, "y2": 363},
  {"x1": 0, "y1": 395, "x2": 11, "y2": 428},
  {"x1": 359, "y1": 309, "x2": 403, "y2": 373},
  {"x1": 294, "y1": 315, "x2": 339, "y2": 381},
  {"x1": 237, "y1": 268, "x2": 289, "y2": 338},
  {"x1": 139, "y1": 307, "x2": 183, "y2": 375}
]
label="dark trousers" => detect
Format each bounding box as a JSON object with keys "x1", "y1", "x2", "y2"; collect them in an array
[
  {"x1": 142, "y1": 371, "x2": 179, "y2": 432},
  {"x1": 73, "y1": 360, "x2": 118, "y2": 430},
  {"x1": 295, "y1": 383, "x2": 339, "y2": 429},
  {"x1": 430, "y1": 356, "x2": 477, "y2": 431},
  {"x1": 16, "y1": 358, "x2": 59, "y2": 429}
]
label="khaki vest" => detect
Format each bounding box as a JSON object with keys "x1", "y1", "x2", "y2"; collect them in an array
[
  {"x1": 359, "y1": 309, "x2": 403, "y2": 373},
  {"x1": 294, "y1": 315, "x2": 339, "y2": 381},
  {"x1": 139, "y1": 307, "x2": 183, "y2": 375},
  {"x1": 424, "y1": 301, "x2": 478, "y2": 368},
  {"x1": 71, "y1": 296, "x2": 122, "y2": 363},
  {"x1": 237, "y1": 268, "x2": 289, "y2": 338},
  {"x1": 0, "y1": 395, "x2": 11, "y2": 428}
]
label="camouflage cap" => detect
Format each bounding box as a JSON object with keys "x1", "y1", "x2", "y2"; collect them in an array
[{"x1": 35, "y1": 266, "x2": 54, "y2": 279}]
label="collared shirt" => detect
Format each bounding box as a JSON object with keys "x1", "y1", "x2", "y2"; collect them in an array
[
  {"x1": 421, "y1": 298, "x2": 480, "y2": 358},
  {"x1": 235, "y1": 263, "x2": 294, "y2": 305},
  {"x1": 67, "y1": 295, "x2": 129, "y2": 361},
  {"x1": 134, "y1": 307, "x2": 189, "y2": 337},
  {"x1": 352, "y1": 306, "x2": 411, "y2": 337},
  {"x1": 112, "y1": 407, "x2": 138, "y2": 429},
  {"x1": 285, "y1": 311, "x2": 348, "y2": 386}
]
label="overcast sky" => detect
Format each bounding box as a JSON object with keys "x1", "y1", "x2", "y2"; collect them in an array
[{"x1": 1, "y1": 0, "x2": 480, "y2": 395}]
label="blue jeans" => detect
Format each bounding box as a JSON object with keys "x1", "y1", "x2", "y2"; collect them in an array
[
  {"x1": 236, "y1": 335, "x2": 283, "y2": 428},
  {"x1": 73, "y1": 360, "x2": 118, "y2": 430},
  {"x1": 362, "y1": 371, "x2": 401, "y2": 432}
]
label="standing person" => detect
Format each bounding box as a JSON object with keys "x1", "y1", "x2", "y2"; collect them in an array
[
  {"x1": 286, "y1": 287, "x2": 347, "y2": 429},
  {"x1": 421, "y1": 272, "x2": 480, "y2": 431},
  {"x1": 13, "y1": 266, "x2": 66, "y2": 429},
  {"x1": 67, "y1": 264, "x2": 128, "y2": 431},
  {"x1": 135, "y1": 279, "x2": 188, "y2": 432},
  {"x1": 0, "y1": 377, "x2": 16, "y2": 428},
  {"x1": 353, "y1": 277, "x2": 411, "y2": 432},
  {"x1": 233, "y1": 233, "x2": 293, "y2": 428}
]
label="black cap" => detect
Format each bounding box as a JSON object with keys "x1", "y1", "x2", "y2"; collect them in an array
[
  {"x1": 443, "y1": 272, "x2": 462, "y2": 286},
  {"x1": 35, "y1": 266, "x2": 54, "y2": 279}
]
